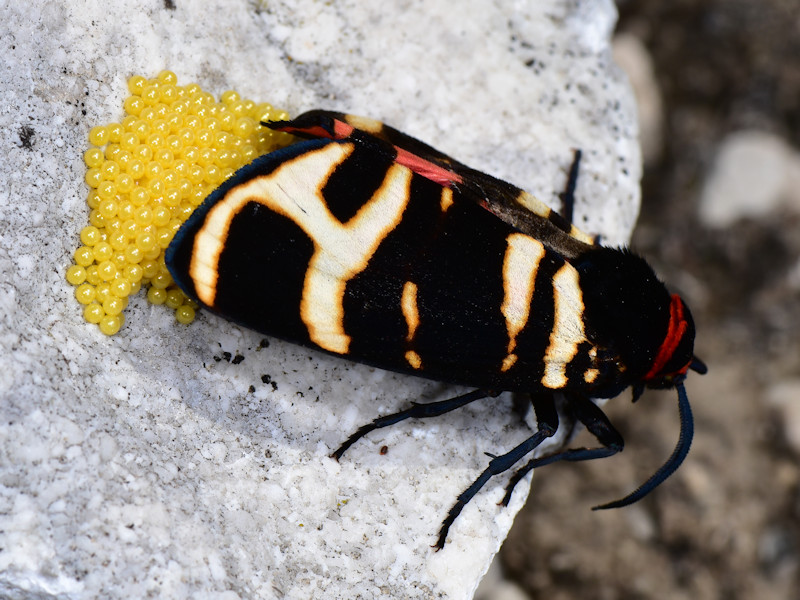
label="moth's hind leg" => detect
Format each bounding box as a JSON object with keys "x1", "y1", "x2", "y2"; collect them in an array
[
  {"x1": 434, "y1": 393, "x2": 560, "y2": 550},
  {"x1": 500, "y1": 393, "x2": 624, "y2": 507},
  {"x1": 330, "y1": 388, "x2": 494, "y2": 460}
]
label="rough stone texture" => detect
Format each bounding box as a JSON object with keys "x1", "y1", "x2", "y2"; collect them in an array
[
  {"x1": 612, "y1": 32, "x2": 663, "y2": 166},
  {"x1": 0, "y1": 1, "x2": 638, "y2": 598}
]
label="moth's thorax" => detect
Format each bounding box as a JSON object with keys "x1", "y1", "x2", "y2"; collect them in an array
[{"x1": 575, "y1": 247, "x2": 696, "y2": 388}]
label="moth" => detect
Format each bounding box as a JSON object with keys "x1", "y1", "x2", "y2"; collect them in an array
[{"x1": 166, "y1": 110, "x2": 706, "y2": 549}]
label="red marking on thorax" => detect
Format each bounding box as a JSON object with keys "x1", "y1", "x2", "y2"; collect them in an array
[{"x1": 645, "y1": 294, "x2": 690, "y2": 380}]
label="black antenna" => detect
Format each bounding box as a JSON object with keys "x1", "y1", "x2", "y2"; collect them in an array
[{"x1": 593, "y1": 379, "x2": 694, "y2": 510}]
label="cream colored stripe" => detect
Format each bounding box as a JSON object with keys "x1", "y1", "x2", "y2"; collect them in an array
[
  {"x1": 301, "y1": 163, "x2": 412, "y2": 353},
  {"x1": 344, "y1": 114, "x2": 385, "y2": 134},
  {"x1": 401, "y1": 281, "x2": 419, "y2": 342},
  {"x1": 500, "y1": 234, "x2": 546, "y2": 372},
  {"x1": 515, "y1": 190, "x2": 595, "y2": 245},
  {"x1": 401, "y1": 281, "x2": 422, "y2": 369},
  {"x1": 542, "y1": 263, "x2": 586, "y2": 388},
  {"x1": 189, "y1": 143, "x2": 353, "y2": 307},
  {"x1": 405, "y1": 350, "x2": 422, "y2": 370},
  {"x1": 440, "y1": 187, "x2": 454, "y2": 213},
  {"x1": 190, "y1": 142, "x2": 412, "y2": 355}
]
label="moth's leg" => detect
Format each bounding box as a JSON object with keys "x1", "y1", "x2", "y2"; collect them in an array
[
  {"x1": 500, "y1": 393, "x2": 623, "y2": 506},
  {"x1": 434, "y1": 394, "x2": 559, "y2": 550},
  {"x1": 559, "y1": 149, "x2": 582, "y2": 227},
  {"x1": 331, "y1": 388, "x2": 493, "y2": 461}
]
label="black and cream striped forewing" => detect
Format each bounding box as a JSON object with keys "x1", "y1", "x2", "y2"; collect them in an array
[{"x1": 166, "y1": 135, "x2": 599, "y2": 393}]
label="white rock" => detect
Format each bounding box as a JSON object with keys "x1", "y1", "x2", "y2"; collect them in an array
[
  {"x1": 613, "y1": 32, "x2": 664, "y2": 165},
  {"x1": 699, "y1": 130, "x2": 800, "y2": 227},
  {"x1": 0, "y1": 0, "x2": 638, "y2": 598}
]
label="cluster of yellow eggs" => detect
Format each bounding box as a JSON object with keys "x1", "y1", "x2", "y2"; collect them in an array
[{"x1": 66, "y1": 71, "x2": 293, "y2": 335}]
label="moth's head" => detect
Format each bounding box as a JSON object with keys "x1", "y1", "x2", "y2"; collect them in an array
[
  {"x1": 596, "y1": 295, "x2": 706, "y2": 510},
  {"x1": 575, "y1": 247, "x2": 707, "y2": 391}
]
